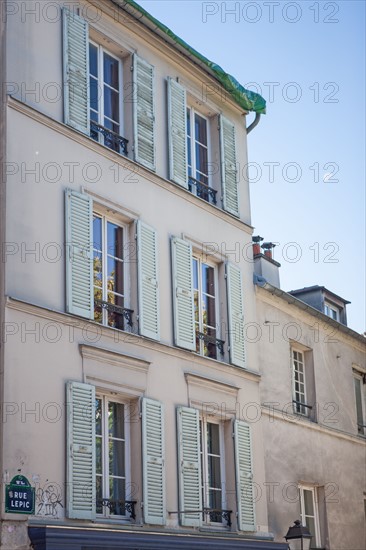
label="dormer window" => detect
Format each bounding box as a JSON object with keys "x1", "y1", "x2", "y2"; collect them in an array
[{"x1": 324, "y1": 301, "x2": 340, "y2": 321}]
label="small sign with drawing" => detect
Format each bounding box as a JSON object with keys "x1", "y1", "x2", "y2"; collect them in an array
[{"x1": 5, "y1": 475, "x2": 35, "y2": 514}]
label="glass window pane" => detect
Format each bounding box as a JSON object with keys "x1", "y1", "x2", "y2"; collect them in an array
[
  {"x1": 202, "y1": 295, "x2": 216, "y2": 327},
  {"x1": 194, "y1": 290, "x2": 199, "y2": 323},
  {"x1": 108, "y1": 402, "x2": 124, "y2": 439},
  {"x1": 90, "y1": 76, "x2": 99, "y2": 113},
  {"x1": 94, "y1": 292, "x2": 103, "y2": 324},
  {"x1": 195, "y1": 113, "x2": 207, "y2": 145},
  {"x1": 109, "y1": 439, "x2": 125, "y2": 476},
  {"x1": 195, "y1": 143, "x2": 208, "y2": 178},
  {"x1": 90, "y1": 109, "x2": 99, "y2": 123},
  {"x1": 93, "y1": 216, "x2": 102, "y2": 250},
  {"x1": 89, "y1": 43, "x2": 98, "y2": 77},
  {"x1": 93, "y1": 252, "x2": 103, "y2": 288},
  {"x1": 95, "y1": 398, "x2": 102, "y2": 435},
  {"x1": 109, "y1": 477, "x2": 125, "y2": 515},
  {"x1": 187, "y1": 136, "x2": 192, "y2": 174},
  {"x1": 304, "y1": 489, "x2": 314, "y2": 516},
  {"x1": 202, "y1": 264, "x2": 215, "y2": 296},
  {"x1": 207, "y1": 423, "x2": 220, "y2": 455},
  {"x1": 107, "y1": 257, "x2": 124, "y2": 295},
  {"x1": 96, "y1": 436, "x2": 102, "y2": 474},
  {"x1": 107, "y1": 293, "x2": 125, "y2": 329},
  {"x1": 107, "y1": 222, "x2": 123, "y2": 259},
  {"x1": 96, "y1": 475, "x2": 103, "y2": 513},
  {"x1": 208, "y1": 456, "x2": 221, "y2": 489},
  {"x1": 186, "y1": 109, "x2": 191, "y2": 136},
  {"x1": 192, "y1": 259, "x2": 198, "y2": 290},
  {"x1": 208, "y1": 489, "x2": 221, "y2": 511},
  {"x1": 354, "y1": 377, "x2": 363, "y2": 426},
  {"x1": 104, "y1": 86, "x2": 119, "y2": 123},
  {"x1": 306, "y1": 516, "x2": 316, "y2": 541},
  {"x1": 104, "y1": 53, "x2": 119, "y2": 89},
  {"x1": 103, "y1": 117, "x2": 120, "y2": 136}
]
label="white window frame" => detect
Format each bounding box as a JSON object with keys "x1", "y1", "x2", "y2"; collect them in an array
[
  {"x1": 353, "y1": 370, "x2": 366, "y2": 436},
  {"x1": 187, "y1": 107, "x2": 212, "y2": 198},
  {"x1": 95, "y1": 393, "x2": 131, "y2": 520},
  {"x1": 292, "y1": 348, "x2": 308, "y2": 416},
  {"x1": 93, "y1": 209, "x2": 130, "y2": 329},
  {"x1": 299, "y1": 485, "x2": 321, "y2": 548},
  {"x1": 199, "y1": 416, "x2": 226, "y2": 525},
  {"x1": 89, "y1": 40, "x2": 123, "y2": 142},
  {"x1": 192, "y1": 254, "x2": 220, "y2": 359},
  {"x1": 323, "y1": 301, "x2": 340, "y2": 321}
]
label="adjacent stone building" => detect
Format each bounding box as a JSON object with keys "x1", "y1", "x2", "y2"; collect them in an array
[{"x1": 254, "y1": 248, "x2": 366, "y2": 550}]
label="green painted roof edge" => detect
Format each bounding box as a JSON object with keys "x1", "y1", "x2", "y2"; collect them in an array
[{"x1": 117, "y1": 0, "x2": 266, "y2": 114}]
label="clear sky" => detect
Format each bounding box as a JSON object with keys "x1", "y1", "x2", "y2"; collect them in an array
[{"x1": 138, "y1": 0, "x2": 366, "y2": 333}]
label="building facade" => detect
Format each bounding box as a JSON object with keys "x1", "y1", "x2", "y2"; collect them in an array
[
  {"x1": 253, "y1": 252, "x2": 366, "y2": 550},
  {"x1": 0, "y1": 1, "x2": 287, "y2": 549}
]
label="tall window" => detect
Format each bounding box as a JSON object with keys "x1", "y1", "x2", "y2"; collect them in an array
[
  {"x1": 193, "y1": 257, "x2": 218, "y2": 359},
  {"x1": 353, "y1": 372, "x2": 365, "y2": 435},
  {"x1": 89, "y1": 43, "x2": 122, "y2": 152},
  {"x1": 299, "y1": 486, "x2": 321, "y2": 547},
  {"x1": 187, "y1": 108, "x2": 212, "y2": 202},
  {"x1": 292, "y1": 349, "x2": 308, "y2": 415},
  {"x1": 200, "y1": 418, "x2": 224, "y2": 523},
  {"x1": 93, "y1": 214, "x2": 126, "y2": 330},
  {"x1": 95, "y1": 395, "x2": 129, "y2": 517}
]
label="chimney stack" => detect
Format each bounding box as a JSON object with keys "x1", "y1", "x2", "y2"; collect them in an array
[
  {"x1": 252, "y1": 235, "x2": 263, "y2": 256},
  {"x1": 261, "y1": 242, "x2": 276, "y2": 260},
  {"x1": 253, "y1": 237, "x2": 281, "y2": 288}
]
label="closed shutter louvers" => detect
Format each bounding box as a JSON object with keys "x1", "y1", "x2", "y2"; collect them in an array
[
  {"x1": 234, "y1": 420, "x2": 255, "y2": 531},
  {"x1": 137, "y1": 221, "x2": 160, "y2": 340},
  {"x1": 66, "y1": 381, "x2": 96, "y2": 520},
  {"x1": 167, "y1": 78, "x2": 188, "y2": 188},
  {"x1": 133, "y1": 55, "x2": 156, "y2": 170},
  {"x1": 177, "y1": 406, "x2": 202, "y2": 527},
  {"x1": 171, "y1": 238, "x2": 195, "y2": 351},
  {"x1": 142, "y1": 398, "x2": 166, "y2": 525},
  {"x1": 65, "y1": 189, "x2": 93, "y2": 319},
  {"x1": 226, "y1": 263, "x2": 246, "y2": 368},
  {"x1": 220, "y1": 115, "x2": 239, "y2": 216},
  {"x1": 62, "y1": 8, "x2": 89, "y2": 134}
]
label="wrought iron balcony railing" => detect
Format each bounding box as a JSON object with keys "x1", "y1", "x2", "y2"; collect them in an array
[
  {"x1": 169, "y1": 508, "x2": 232, "y2": 527},
  {"x1": 95, "y1": 299, "x2": 133, "y2": 328},
  {"x1": 197, "y1": 331, "x2": 225, "y2": 355},
  {"x1": 188, "y1": 176, "x2": 217, "y2": 205},
  {"x1": 98, "y1": 499, "x2": 137, "y2": 520},
  {"x1": 90, "y1": 121, "x2": 128, "y2": 156},
  {"x1": 203, "y1": 507, "x2": 232, "y2": 527},
  {"x1": 292, "y1": 400, "x2": 312, "y2": 415}
]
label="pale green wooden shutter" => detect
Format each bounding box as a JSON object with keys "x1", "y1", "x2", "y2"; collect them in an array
[
  {"x1": 137, "y1": 221, "x2": 160, "y2": 340},
  {"x1": 226, "y1": 263, "x2": 246, "y2": 368},
  {"x1": 220, "y1": 115, "x2": 239, "y2": 216},
  {"x1": 66, "y1": 381, "x2": 96, "y2": 520},
  {"x1": 167, "y1": 78, "x2": 188, "y2": 188},
  {"x1": 234, "y1": 420, "x2": 255, "y2": 532},
  {"x1": 171, "y1": 237, "x2": 195, "y2": 351},
  {"x1": 62, "y1": 8, "x2": 89, "y2": 134},
  {"x1": 142, "y1": 398, "x2": 166, "y2": 525},
  {"x1": 133, "y1": 54, "x2": 155, "y2": 170},
  {"x1": 177, "y1": 407, "x2": 202, "y2": 527},
  {"x1": 65, "y1": 189, "x2": 94, "y2": 319}
]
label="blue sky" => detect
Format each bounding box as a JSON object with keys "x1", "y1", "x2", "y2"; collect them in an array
[{"x1": 138, "y1": 0, "x2": 365, "y2": 333}]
